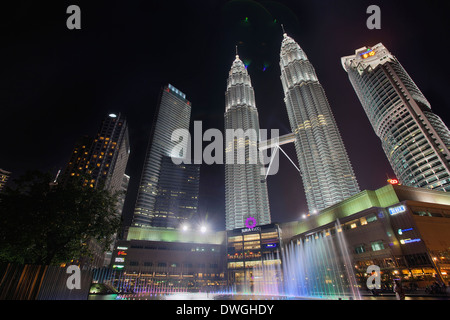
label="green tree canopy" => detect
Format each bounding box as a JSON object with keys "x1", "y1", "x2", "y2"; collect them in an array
[{"x1": 0, "y1": 170, "x2": 122, "y2": 265}]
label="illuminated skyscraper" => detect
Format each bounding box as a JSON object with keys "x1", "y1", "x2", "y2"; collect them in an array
[
  {"x1": 280, "y1": 33, "x2": 360, "y2": 212},
  {"x1": 342, "y1": 43, "x2": 450, "y2": 191},
  {"x1": 60, "y1": 112, "x2": 130, "y2": 267},
  {"x1": 0, "y1": 168, "x2": 11, "y2": 192},
  {"x1": 61, "y1": 112, "x2": 130, "y2": 195},
  {"x1": 152, "y1": 156, "x2": 200, "y2": 228},
  {"x1": 224, "y1": 53, "x2": 271, "y2": 230},
  {"x1": 132, "y1": 84, "x2": 198, "y2": 228}
]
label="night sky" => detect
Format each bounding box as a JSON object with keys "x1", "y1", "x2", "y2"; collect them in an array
[{"x1": 2, "y1": 1, "x2": 450, "y2": 231}]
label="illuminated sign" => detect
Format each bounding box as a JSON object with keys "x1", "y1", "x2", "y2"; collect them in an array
[
  {"x1": 388, "y1": 179, "x2": 399, "y2": 185},
  {"x1": 117, "y1": 246, "x2": 128, "y2": 250},
  {"x1": 112, "y1": 265, "x2": 125, "y2": 269},
  {"x1": 397, "y1": 228, "x2": 413, "y2": 235},
  {"x1": 117, "y1": 251, "x2": 127, "y2": 256},
  {"x1": 115, "y1": 257, "x2": 125, "y2": 263},
  {"x1": 388, "y1": 205, "x2": 406, "y2": 215},
  {"x1": 168, "y1": 84, "x2": 186, "y2": 99},
  {"x1": 265, "y1": 243, "x2": 277, "y2": 248},
  {"x1": 400, "y1": 238, "x2": 421, "y2": 244},
  {"x1": 360, "y1": 49, "x2": 376, "y2": 59},
  {"x1": 241, "y1": 227, "x2": 261, "y2": 233}
]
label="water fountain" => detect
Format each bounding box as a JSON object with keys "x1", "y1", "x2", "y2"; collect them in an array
[
  {"x1": 248, "y1": 220, "x2": 361, "y2": 300},
  {"x1": 279, "y1": 221, "x2": 360, "y2": 299},
  {"x1": 90, "y1": 221, "x2": 360, "y2": 300}
]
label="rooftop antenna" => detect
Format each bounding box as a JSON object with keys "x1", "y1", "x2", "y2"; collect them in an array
[
  {"x1": 235, "y1": 45, "x2": 239, "y2": 58},
  {"x1": 281, "y1": 23, "x2": 286, "y2": 35}
]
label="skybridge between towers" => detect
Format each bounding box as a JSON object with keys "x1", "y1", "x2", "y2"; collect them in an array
[
  {"x1": 258, "y1": 132, "x2": 296, "y2": 151},
  {"x1": 258, "y1": 132, "x2": 301, "y2": 180}
]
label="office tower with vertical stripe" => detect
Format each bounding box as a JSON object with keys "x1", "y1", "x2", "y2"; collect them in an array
[
  {"x1": 342, "y1": 43, "x2": 450, "y2": 191},
  {"x1": 280, "y1": 33, "x2": 360, "y2": 212},
  {"x1": 132, "y1": 84, "x2": 198, "y2": 228}
]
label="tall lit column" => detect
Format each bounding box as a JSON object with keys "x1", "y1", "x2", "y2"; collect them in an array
[
  {"x1": 225, "y1": 53, "x2": 271, "y2": 230},
  {"x1": 280, "y1": 33, "x2": 360, "y2": 212}
]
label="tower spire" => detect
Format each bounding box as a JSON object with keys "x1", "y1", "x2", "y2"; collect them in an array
[
  {"x1": 235, "y1": 45, "x2": 239, "y2": 58},
  {"x1": 281, "y1": 23, "x2": 286, "y2": 36}
]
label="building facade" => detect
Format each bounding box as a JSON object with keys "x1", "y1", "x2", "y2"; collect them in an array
[
  {"x1": 224, "y1": 53, "x2": 271, "y2": 230},
  {"x1": 280, "y1": 33, "x2": 360, "y2": 213},
  {"x1": 61, "y1": 112, "x2": 130, "y2": 194},
  {"x1": 0, "y1": 168, "x2": 11, "y2": 192},
  {"x1": 152, "y1": 156, "x2": 200, "y2": 228},
  {"x1": 226, "y1": 224, "x2": 282, "y2": 292},
  {"x1": 342, "y1": 43, "x2": 450, "y2": 192},
  {"x1": 132, "y1": 84, "x2": 195, "y2": 228},
  {"x1": 109, "y1": 227, "x2": 227, "y2": 292}
]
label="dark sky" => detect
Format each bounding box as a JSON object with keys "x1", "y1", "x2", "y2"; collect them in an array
[{"x1": 1, "y1": 1, "x2": 450, "y2": 231}]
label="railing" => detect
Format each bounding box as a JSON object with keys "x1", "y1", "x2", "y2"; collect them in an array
[{"x1": 0, "y1": 263, "x2": 92, "y2": 300}]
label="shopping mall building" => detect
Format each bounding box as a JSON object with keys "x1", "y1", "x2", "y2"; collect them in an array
[{"x1": 110, "y1": 184, "x2": 450, "y2": 291}]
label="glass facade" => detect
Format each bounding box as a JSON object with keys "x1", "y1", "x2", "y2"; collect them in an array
[
  {"x1": 152, "y1": 156, "x2": 200, "y2": 228},
  {"x1": 342, "y1": 43, "x2": 450, "y2": 192},
  {"x1": 132, "y1": 84, "x2": 196, "y2": 228},
  {"x1": 226, "y1": 224, "x2": 281, "y2": 290},
  {"x1": 280, "y1": 33, "x2": 360, "y2": 212}
]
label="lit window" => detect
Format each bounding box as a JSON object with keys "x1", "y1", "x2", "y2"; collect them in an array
[
  {"x1": 371, "y1": 241, "x2": 385, "y2": 251},
  {"x1": 355, "y1": 245, "x2": 365, "y2": 254}
]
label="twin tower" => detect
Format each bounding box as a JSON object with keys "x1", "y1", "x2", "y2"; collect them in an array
[{"x1": 225, "y1": 32, "x2": 360, "y2": 230}]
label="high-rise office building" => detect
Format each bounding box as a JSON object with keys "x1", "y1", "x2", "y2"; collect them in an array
[
  {"x1": 132, "y1": 84, "x2": 196, "y2": 228},
  {"x1": 280, "y1": 33, "x2": 360, "y2": 212},
  {"x1": 0, "y1": 168, "x2": 11, "y2": 192},
  {"x1": 342, "y1": 43, "x2": 450, "y2": 191},
  {"x1": 224, "y1": 53, "x2": 271, "y2": 230}
]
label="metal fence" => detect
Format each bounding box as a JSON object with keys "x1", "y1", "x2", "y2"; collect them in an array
[{"x1": 0, "y1": 263, "x2": 92, "y2": 300}]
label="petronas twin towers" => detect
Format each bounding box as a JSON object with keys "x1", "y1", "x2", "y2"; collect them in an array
[{"x1": 225, "y1": 32, "x2": 360, "y2": 230}]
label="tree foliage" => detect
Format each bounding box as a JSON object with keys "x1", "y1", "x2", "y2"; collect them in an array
[{"x1": 0, "y1": 170, "x2": 122, "y2": 265}]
